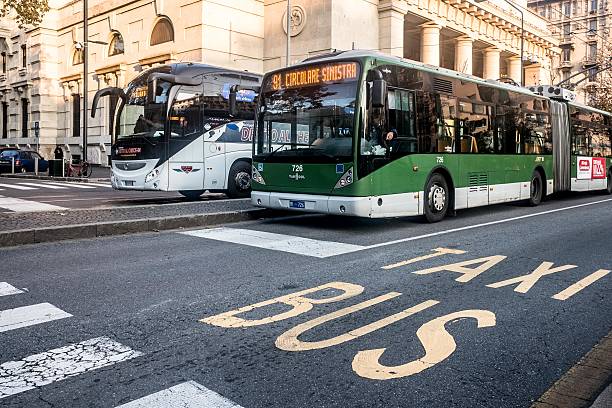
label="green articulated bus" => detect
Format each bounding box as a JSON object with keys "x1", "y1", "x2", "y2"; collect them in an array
[{"x1": 251, "y1": 50, "x2": 612, "y2": 222}]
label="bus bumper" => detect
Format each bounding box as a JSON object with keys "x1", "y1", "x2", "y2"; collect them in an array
[
  {"x1": 111, "y1": 160, "x2": 167, "y2": 191},
  {"x1": 251, "y1": 191, "x2": 422, "y2": 218}
]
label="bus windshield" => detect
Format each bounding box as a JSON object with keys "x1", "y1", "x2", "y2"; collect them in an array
[
  {"x1": 255, "y1": 61, "x2": 360, "y2": 162},
  {"x1": 117, "y1": 77, "x2": 171, "y2": 141}
]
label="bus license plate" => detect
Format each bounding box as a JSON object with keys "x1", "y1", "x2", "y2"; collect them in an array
[
  {"x1": 289, "y1": 200, "x2": 306, "y2": 209},
  {"x1": 123, "y1": 180, "x2": 135, "y2": 187}
]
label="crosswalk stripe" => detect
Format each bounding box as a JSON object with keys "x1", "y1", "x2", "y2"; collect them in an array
[
  {"x1": 45, "y1": 182, "x2": 97, "y2": 189},
  {"x1": 0, "y1": 283, "x2": 23, "y2": 297},
  {"x1": 115, "y1": 381, "x2": 244, "y2": 408},
  {"x1": 0, "y1": 196, "x2": 66, "y2": 212},
  {"x1": 181, "y1": 227, "x2": 365, "y2": 258},
  {"x1": 0, "y1": 337, "x2": 143, "y2": 400},
  {"x1": 17, "y1": 182, "x2": 68, "y2": 190},
  {"x1": 0, "y1": 303, "x2": 72, "y2": 333},
  {"x1": 0, "y1": 183, "x2": 36, "y2": 190}
]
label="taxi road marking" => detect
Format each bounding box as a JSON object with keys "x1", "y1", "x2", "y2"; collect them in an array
[
  {"x1": 382, "y1": 247, "x2": 466, "y2": 270},
  {"x1": 552, "y1": 269, "x2": 611, "y2": 300}
]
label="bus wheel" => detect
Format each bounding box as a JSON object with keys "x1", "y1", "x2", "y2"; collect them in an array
[
  {"x1": 424, "y1": 173, "x2": 449, "y2": 223},
  {"x1": 528, "y1": 171, "x2": 543, "y2": 206},
  {"x1": 605, "y1": 171, "x2": 612, "y2": 195},
  {"x1": 179, "y1": 190, "x2": 204, "y2": 200},
  {"x1": 227, "y1": 161, "x2": 251, "y2": 199}
]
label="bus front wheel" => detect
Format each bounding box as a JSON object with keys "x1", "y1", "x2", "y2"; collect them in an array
[
  {"x1": 227, "y1": 161, "x2": 251, "y2": 199},
  {"x1": 424, "y1": 173, "x2": 449, "y2": 223},
  {"x1": 528, "y1": 171, "x2": 543, "y2": 206},
  {"x1": 605, "y1": 171, "x2": 612, "y2": 195},
  {"x1": 179, "y1": 190, "x2": 204, "y2": 200}
]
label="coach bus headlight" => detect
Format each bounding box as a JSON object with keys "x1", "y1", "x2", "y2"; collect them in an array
[
  {"x1": 334, "y1": 167, "x2": 353, "y2": 189},
  {"x1": 145, "y1": 168, "x2": 160, "y2": 183},
  {"x1": 252, "y1": 166, "x2": 266, "y2": 185}
]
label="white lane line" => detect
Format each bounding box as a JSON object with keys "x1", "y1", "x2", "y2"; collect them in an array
[
  {"x1": 364, "y1": 198, "x2": 612, "y2": 250},
  {"x1": 0, "y1": 283, "x2": 23, "y2": 297},
  {"x1": 0, "y1": 303, "x2": 72, "y2": 333},
  {"x1": 84, "y1": 182, "x2": 112, "y2": 188},
  {"x1": 17, "y1": 182, "x2": 68, "y2": 190},
  {"x1": 115, "y1": 381, "x2": 244, "y2": 408},
  {"x1": 0, "y1": 183, "x2": 36, "y2": 191},
  {"x1": 181, "y1": 227, "x2": 365, "y2": 258},
  {"x1": 0, "y1": 196, "x2": 66, "y2": 212},
  {"x1": 0, "y1": 337, "x2": 143, "y2": 400},
  {"x1": 45, "y1": 182, "x2": 97, "y2": 189}
]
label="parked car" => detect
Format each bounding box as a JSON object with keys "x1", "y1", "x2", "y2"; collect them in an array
[{"x1": 0, "y1": 149, "x2": 49, "y2": 174}]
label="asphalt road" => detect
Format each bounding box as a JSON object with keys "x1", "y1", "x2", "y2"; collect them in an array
[
  {"x1": 1, "y1": 192, "x2": 611, "y2": 407},
  {"x1": 0, "y1": 177, "x2": 228, "y2": 213}
]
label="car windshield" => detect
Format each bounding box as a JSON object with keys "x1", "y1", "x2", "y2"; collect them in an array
[
  {"x1": 0, "y1": 150, "x2": 19, "y2": 158},
  {"x1": 117, "y1": 77, "x2": 171, "y2": 141},
  {"x1": 255, "y1": 61, "x2": 360, "y2": 162}
]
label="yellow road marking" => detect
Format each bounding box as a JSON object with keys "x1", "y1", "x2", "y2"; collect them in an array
[
  {"x1": 487, "y1": 262, "x2": 577, "y2": 293},
  {"x1": 276, "y1": 296, "x2": 438, "y2": 351},
  {"x1": 382, "y1": 248, "x2": 466, "y2": 270},
  {"x1": 412, "y1": 256, "x2": 507, "y2": 283},
  {"x1": 552, "y1": 269, "x2": 611, "y2": 301},
  {"x1": 201, "y1": 282, "x2": 363, "y2": 328},
  {"x1": 352, "y1": 309, "x2": 496, "y2": 380}
]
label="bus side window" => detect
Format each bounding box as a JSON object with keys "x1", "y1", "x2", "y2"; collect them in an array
[
  {"x1": 387, "y1": 88, "x2": 417, "y2": 157},
  {"x1": 458, "y1": 101, "x2": 494, "y2": 154},
  {"x1": 433, "y1": 94, "x2": 457, "y2": 153}
]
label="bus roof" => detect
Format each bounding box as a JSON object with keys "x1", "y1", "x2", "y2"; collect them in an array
[
  {"x1": 136, "y1": 62, "x2": 262, "y2": 82},
  {"x1": 275, "y1": 50, "x2": 611, "y2": 114}
]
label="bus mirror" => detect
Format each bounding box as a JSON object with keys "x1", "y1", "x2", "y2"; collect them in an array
[
  {"x1": 229, "y1": 85, "x2": 239, "y2": 117},
  {"x1": 147, "y1": 78, "x2": 157, "y2": 104},
  {"x1": 372, "y1": 79, "x2": 387, "y2": 108},
  {"x1": 91, "y1": 87, "x2": 126, "y2": 118}
]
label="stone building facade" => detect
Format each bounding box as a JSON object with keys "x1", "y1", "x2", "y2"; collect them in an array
[
  {"x1": 528, "y1": 0, "x2": 610, "y2": 104},
  {"x1": 0, "y1": 0, "x2": 559, "y2": 165}
]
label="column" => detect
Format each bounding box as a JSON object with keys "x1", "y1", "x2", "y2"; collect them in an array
[
  {"x1": 454, "y1": 36, "x2": 474, "y2": 75},
  {"x1": 378, "y1": 1, "x2": 408, "y2": 58},
  {"x1": 507, "y1": 56, "x2": 522, "y2": 85},
  {"x1": 482, "y1": 48, "x2": 501, "y2": 80},
  {"x1": 421, "y1": 24, "x2": 441, "y2": 66}
]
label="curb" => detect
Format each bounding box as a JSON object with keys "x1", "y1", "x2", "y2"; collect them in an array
[
  {"x1": 531, "y1": 330, "x2": 612, "y2": 408},
  {"x1": 0, "y1": 209, "x2": 270, "y2": 248},
  {"x1": 0, "y1": 174, "x2": 110, "y2": 183}
]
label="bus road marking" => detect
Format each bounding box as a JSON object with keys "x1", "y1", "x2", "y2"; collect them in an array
[{"x1": 182, "y1": 227, "x2": 366, "y2": 258}]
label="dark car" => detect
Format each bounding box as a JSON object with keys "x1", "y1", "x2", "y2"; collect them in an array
[{"x1": 0, "y1": 150, "x2": 49, "y2": 174}]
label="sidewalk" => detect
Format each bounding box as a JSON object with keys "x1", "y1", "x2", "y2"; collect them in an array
[
  {"x1": 0, "y1": 199, "x2": 275, "y2": 247},
  {"x1": 0, "y1": 165, "x2": 110, "y2": 182}
]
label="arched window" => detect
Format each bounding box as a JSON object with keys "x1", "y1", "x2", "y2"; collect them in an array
[
  {"x1": 73, "y1": 48, "x2": 84, "y2": 65},
  {"x1": 150, "y1": 18, "x2": 174, "y2": 46},
  {"x1": 108, "y1": 32, "x2": 124, "y2": 56}
]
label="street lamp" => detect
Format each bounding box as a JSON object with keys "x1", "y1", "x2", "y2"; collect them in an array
[{"x1": 475, "y1": 0, "x2": 524, "y2": 86}]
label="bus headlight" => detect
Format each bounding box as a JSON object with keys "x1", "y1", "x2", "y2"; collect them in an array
[
  {"x1": 145, "y1": 168, "x2": 160, "y2": 183},
  {"x1": 334, "y1": 167, "x2": 353, "y2": 189},
  {"x1": 252, "y1": 166, "x2": 266, "y2": 185}
]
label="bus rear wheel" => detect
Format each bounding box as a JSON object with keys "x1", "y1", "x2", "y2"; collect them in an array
[
  {"x1": 179, "y1": 190, "x2": 204, "y2": 200},
  {"x1": 605, "y1": 171, "x2": 612, "y2": 195},
  {"x1": 227, "y1": 161, "x2": 251, "y2": 199},
  {"x1": 424, "y1": 173, "x2": 449, "y2": 223},
  {"x1": 528, "y1": 171, "x2": 543, "y2": 206}
]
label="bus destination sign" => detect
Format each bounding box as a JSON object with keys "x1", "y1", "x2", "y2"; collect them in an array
[{"x1": 267, "y1": 62, "x2": 360, "y2": 92}]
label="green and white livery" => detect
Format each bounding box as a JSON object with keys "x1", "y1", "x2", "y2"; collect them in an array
[{"x1": 251, "y1": 51, "x2": 612, "y2": 222}]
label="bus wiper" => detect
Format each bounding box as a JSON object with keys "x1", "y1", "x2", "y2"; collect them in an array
[{"x1": 264, "y1": 142, "x2": 294, "y2": 159}]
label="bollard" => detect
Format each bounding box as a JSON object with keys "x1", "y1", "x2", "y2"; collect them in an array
[
  {"x1": 11, "y1": 157, "x2": 14, "y2": 174},
  {"x1": 35, "y1": 157, "x2": 39, "y2": 175}
]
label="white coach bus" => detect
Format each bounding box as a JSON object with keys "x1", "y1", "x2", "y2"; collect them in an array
[{"x1": 92, "y1": 63, "x2": 261, "y2": 198}]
